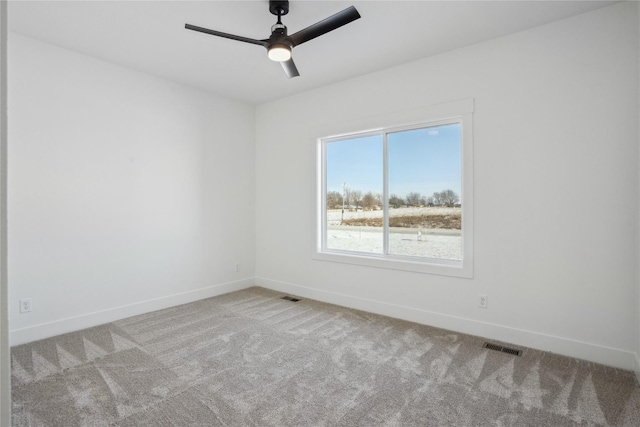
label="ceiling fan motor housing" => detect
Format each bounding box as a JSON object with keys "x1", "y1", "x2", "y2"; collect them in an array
[{"x1": 270, "y1": 0, "x2": 289, "y2": 16}]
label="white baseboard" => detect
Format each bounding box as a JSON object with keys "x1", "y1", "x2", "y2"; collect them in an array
[
  {"x1": 256, "y1": 276, "x2": 638, "y2": 372},
  {"x1": 11, "y1": 275, "x2": 639, "y2": 375},
  {"x1": 10, "y1": 278, "x2": 254, "y2": 346}
]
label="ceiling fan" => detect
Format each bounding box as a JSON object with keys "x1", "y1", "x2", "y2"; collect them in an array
[{"x1": 185, "y1": 0, "x2": 361, "y2": 78}]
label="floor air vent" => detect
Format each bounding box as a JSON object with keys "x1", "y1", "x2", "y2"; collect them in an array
[
  {"x1": 482, "y1": 342, "x2": 523, "y2": 357},
  {"x1": 281, "y1": 296, "x2": 300, "y2": 302}
]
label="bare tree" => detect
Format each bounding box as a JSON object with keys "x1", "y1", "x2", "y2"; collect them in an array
[
  {"x1": 431, "y1": 191, "x2": 443, "y2": 206},
  {"x1": 326, "y1": 191, "x2": 343, "y2": 209},
  {"x1": 405, "y1": 192, "x2": 422, "y2": 207},
  {"x1": 375, "y1": 193, "x2": 383, "y2": 207},
  {"x1": 350, "y1": 189, "x2": 362, "y2": 209},
  {"x1": 362, "y1": 192, "x2": 378, "y2": 210},
  {"x1": 439, "y1": 189, "x2": 460, "y2": 207},
  {"x1": 389, "y1": 194, "x2": 404, "y2": 208}
]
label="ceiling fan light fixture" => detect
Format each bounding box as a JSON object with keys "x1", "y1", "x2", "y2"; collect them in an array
[{"x1": 268, "y1": 44, "x2": 292, "y2": 62}]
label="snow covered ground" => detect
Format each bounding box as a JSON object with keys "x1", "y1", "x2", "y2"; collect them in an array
[{"x1": 325, "y1": 207, "x2": 462, "y2": 260}]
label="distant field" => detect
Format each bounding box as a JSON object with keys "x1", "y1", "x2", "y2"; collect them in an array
[{"x1": 327, "y1": 207, "x2": 461, "y2": 230}]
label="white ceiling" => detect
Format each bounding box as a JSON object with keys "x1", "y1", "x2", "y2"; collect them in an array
[{"x1": 8, "y1": 0, "x2": 617, "y2": 105}]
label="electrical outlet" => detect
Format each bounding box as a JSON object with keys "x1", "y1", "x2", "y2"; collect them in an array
[
  {"x1": 20, "y1": 298, "x2": 32, "y2": 313},
  {"x1": 478, "y1": 294, "x2": 488, "y2": 309}
]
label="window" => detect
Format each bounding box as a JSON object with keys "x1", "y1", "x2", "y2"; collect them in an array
[{"x1": 316, "y1": 100, "x2": 473, "y2": 277}]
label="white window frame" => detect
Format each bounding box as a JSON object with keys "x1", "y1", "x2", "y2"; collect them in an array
[{"x1": 314, "y1": 99, "x2": 474, "y2": 278}]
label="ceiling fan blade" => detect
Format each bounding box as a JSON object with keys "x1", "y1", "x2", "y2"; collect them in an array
[
  {"x1": 185, "y1": 24, "x2": 268, "y2": 47},
  {"x1": 289, "y1": 6, "x2": 360, "y2": 47},
  {"x1": 281, "y1": 58, "x2": 300, "y2": 78}
]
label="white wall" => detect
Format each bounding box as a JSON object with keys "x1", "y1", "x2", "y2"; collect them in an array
[
  {"x1": 0, "y1": 1, "x2": 10, "y2": 424},
  {"x1": 255, "y1": 2, "x2": 639, "y2": 370},
  {"x1": 637, "y1": 0, "x2": 640, "y2": 382},
  {"x1": 8, "y1": 34, "x2": 256, "y2": 344}
]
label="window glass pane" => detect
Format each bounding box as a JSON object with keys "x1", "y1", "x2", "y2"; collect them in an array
[
  {"x1": 387, "y1": 123, "x2": 462, "y2": 261},
  {"x1": 325, "y1": 135, "x2": 383, "y2": 254}
]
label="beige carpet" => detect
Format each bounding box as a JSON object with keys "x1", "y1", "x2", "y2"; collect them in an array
[{"x1": 11, "y1": 287, "x2": 640, "y2": 426}]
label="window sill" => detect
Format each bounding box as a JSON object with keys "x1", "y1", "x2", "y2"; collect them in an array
[{"x1": 313, "y1": 251, "x2": 473, "y2": 278}]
